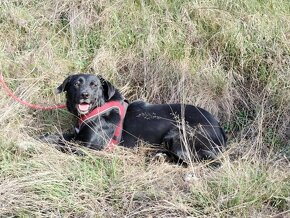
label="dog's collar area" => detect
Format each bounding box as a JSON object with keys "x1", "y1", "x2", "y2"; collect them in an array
[{"x1": 77, "y1": 100, "x2": 128, "y2": 151}]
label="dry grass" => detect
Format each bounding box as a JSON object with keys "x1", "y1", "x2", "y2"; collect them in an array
[{"x1": 0, "y1": 0, "x2": 290, "y2": 217}]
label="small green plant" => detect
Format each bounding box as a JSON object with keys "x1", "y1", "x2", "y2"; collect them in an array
[{"x1": 223, "y1": 109, "x2": 255, "y2": 133}]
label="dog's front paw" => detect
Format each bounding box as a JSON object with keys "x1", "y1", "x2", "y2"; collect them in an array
[
  {"x1": 39, "y1": 133, "x2": 61, "y2": 144},
  {"x1": 152, "y1": 152, "x2": 168, "y2": 162}
]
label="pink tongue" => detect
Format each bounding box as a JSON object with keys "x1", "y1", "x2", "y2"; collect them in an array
[{"x1": 78, "y1": 104, "x2": 90, "y2": 111}]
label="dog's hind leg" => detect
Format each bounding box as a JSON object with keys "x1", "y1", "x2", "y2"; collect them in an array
[
  {"x1": 163, "y1": 127, "x2": 222, "y2": 167},
  {"x1": 163, "y1": 128, "x2": 193, "y2": 164}
]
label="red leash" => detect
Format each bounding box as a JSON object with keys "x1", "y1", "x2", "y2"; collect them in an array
[{"x1": 0, "y1": 73, "x2": 66, "y2": 110}]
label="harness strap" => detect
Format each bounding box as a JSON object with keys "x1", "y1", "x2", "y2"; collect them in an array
[{"x1": 78, "y1": 100, "x2": 128, "y2": 151}]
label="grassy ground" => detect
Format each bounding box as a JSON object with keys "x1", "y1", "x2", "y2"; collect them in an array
[{"x1": 0, "y1": 0, "x2": 289, "y2": 217}]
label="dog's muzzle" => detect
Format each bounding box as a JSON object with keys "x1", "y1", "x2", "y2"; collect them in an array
[{"x1": 76, "y1": 99, "x2": 92, "y2": 115}]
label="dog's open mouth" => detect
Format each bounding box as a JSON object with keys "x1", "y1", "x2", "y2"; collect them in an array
[{"x1": 77, "y1": 103, "x2": 91, "y2": 115}]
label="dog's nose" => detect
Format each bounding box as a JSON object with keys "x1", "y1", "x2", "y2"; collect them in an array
[{"x1": 81, "y1": 92, "x2": 90, "y2": 99}]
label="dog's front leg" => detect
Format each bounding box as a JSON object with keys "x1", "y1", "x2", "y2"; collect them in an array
[
  {"x1": 75, "y1": 108, "x2": 121, "y2": 150},
  {"x1": 39, "y1": 133, "x2": 86, "y2": 156},
  {"x1": 39, "y1": 132, "x2": 75, "y2": 144}
]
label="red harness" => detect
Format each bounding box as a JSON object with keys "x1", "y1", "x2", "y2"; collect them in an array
[{"x1": 77, "y1": 100, "x2": 128, "y2": 151}]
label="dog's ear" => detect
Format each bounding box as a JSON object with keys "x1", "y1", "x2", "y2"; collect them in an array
[
  {"x1": 97, "y1": 75, "x2": 116, "y2": 101},
  {"x1": 56, "y1": 76, "x2": 72, "y2": 94}
]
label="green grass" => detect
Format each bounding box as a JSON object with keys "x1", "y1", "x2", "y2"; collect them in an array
[{"x1": 0, "y1": 0, "x2": 290, "y2": 217}]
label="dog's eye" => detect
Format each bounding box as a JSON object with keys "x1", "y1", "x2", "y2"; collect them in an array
[
  {"x1": 90, "y1": 82, "x2": 97, "y2": 87},
  {"x1": 74, "y1": 81, "x2": 81, "y2": 88}
]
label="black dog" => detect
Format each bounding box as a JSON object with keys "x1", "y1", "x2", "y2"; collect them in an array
[{"x1": 43, "y1": 74, "x2": 226, "y2": 164}]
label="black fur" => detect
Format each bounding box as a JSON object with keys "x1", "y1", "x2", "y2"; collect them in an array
[{"x1": 42, "y1": 74, "x2": 227, "y2": 164}]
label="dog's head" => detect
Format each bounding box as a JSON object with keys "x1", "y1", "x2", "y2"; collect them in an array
[{"x1": 57, "y1": 74, "x2": 116, "y2": 115}]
